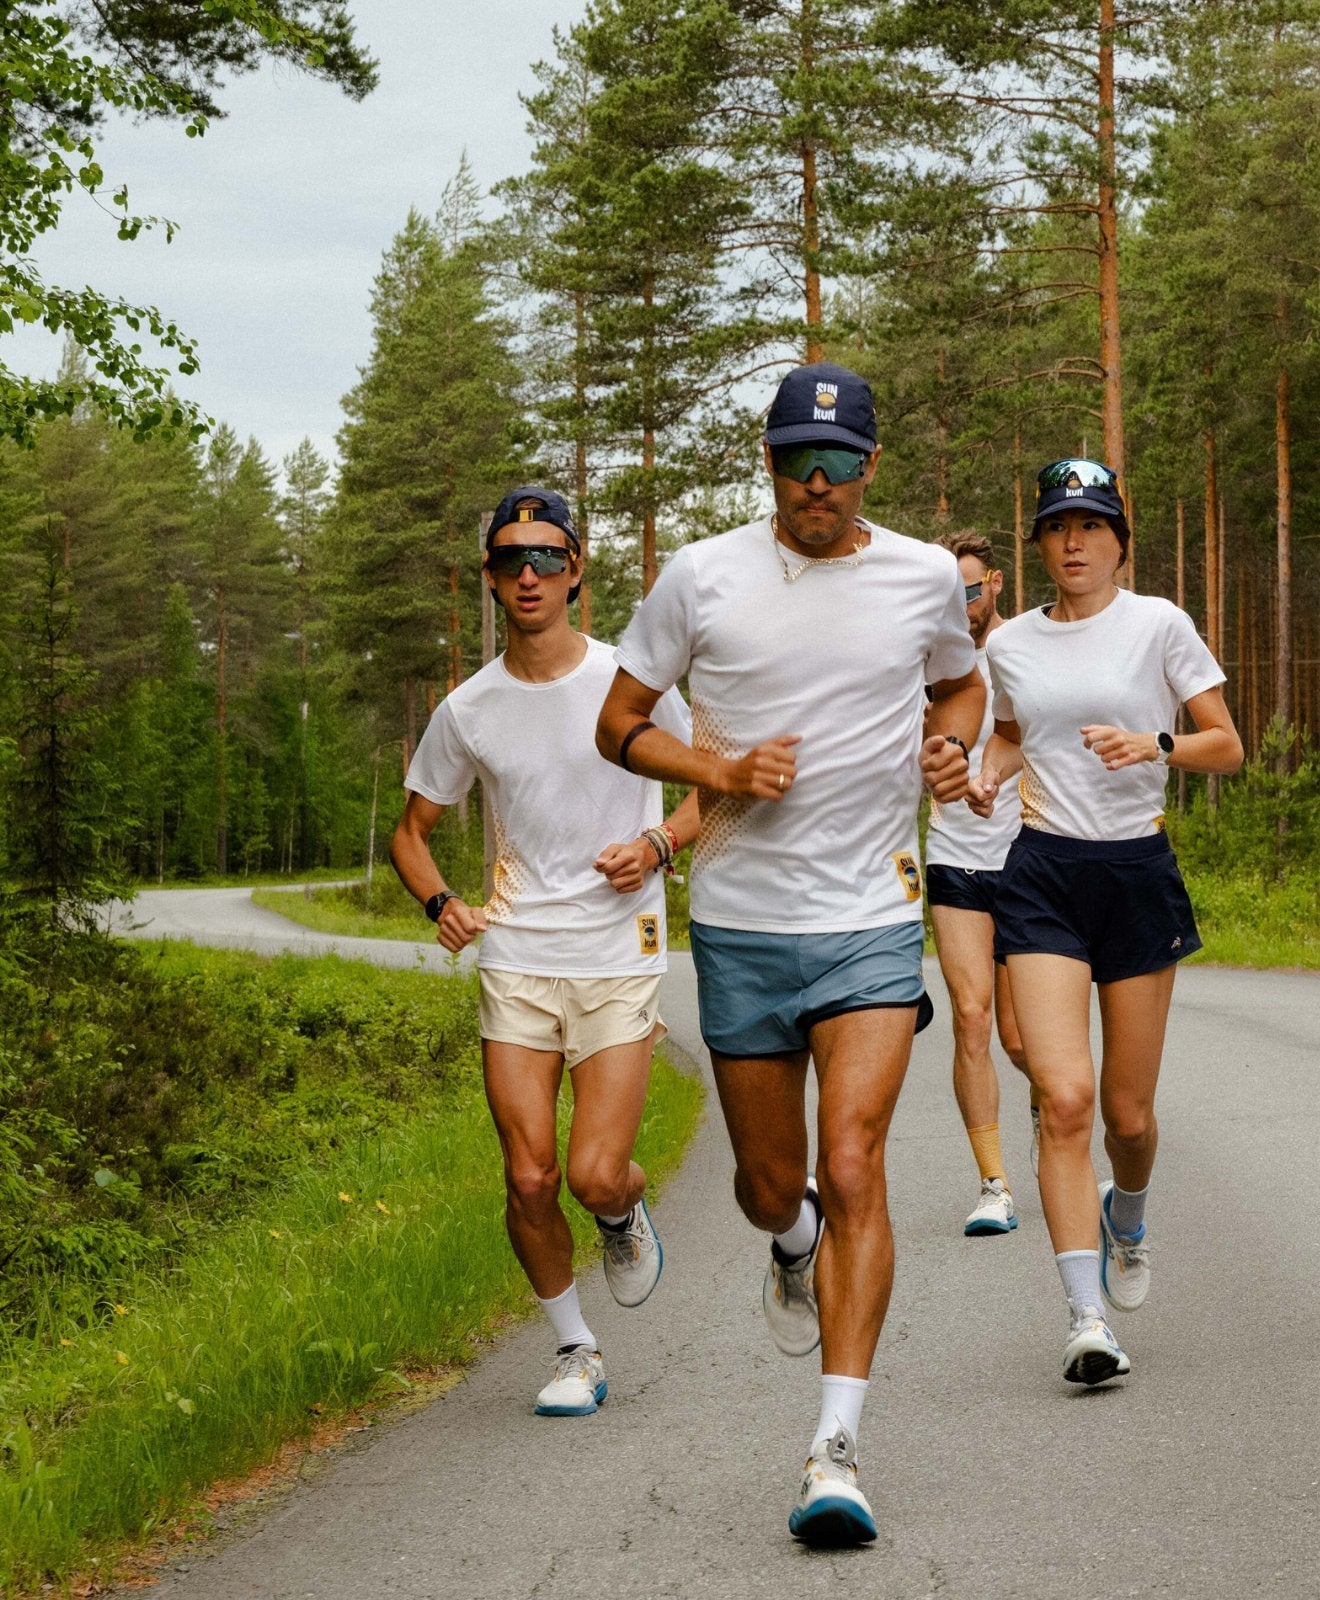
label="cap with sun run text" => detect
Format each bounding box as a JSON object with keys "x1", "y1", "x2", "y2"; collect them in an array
[{"x1": 764, "y1": 362, "x2": 876, "y2": 454}]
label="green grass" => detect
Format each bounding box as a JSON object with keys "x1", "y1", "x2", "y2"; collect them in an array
[
  {"x1": 139, "y1": 868, "x2": 361, "y2": 891},
  {"x1": 0, "y1": 948, "x2": 704, "y2": 1593},
  {"x1": 1184, "y1": 872, "x2": 1320, "y2": 969},
  {"x1": 252, "y1": 876, "x2": 428, "y2": 941}
]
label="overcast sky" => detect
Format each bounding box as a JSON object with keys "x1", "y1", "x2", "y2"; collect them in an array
[{"x1": 10, "y1": 1, "x2": 587, "y2": 476}]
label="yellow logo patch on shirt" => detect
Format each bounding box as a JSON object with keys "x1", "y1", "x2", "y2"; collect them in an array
[
  {"x1": 892, "y1": 852, "x2": 922, "y2": 902},
  {"x1": 637, "y1": 913, "x2": 660, "y2": 955},
  {"x1": 1153, "y1": 814, "x2": 1166, "y2": 833}
]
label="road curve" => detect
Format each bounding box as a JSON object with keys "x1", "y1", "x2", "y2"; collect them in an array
[{"x1": 112, "y1": 888, "x2": 1319, "y2": 1599}]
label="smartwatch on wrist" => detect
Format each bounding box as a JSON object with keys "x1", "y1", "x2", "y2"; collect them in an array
[
  {"x1": 1154, "y1": 732, "x2": 1175, "y2": 766},
  {"x1": 425, "y1": 890, "x2": 459, "y2": 923}
]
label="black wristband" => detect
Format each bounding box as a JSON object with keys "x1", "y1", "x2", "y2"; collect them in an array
[
  {"x1": 425, "y1": 891, "x2": 458, "y2": 924},
  {"x1": 944, "y1": 736, "x2": 969, "y2": 760},
  {"x1": 618, "y1": 720, "x2": 657, "y2": 774}
]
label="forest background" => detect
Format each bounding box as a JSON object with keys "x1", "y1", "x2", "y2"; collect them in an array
[
  {"x1": 3, "y1": 0, "x2": 1320, "y2": 903},
  {"x1": 0, "y1": 4, "x2": 1318, "y2": 1584}
]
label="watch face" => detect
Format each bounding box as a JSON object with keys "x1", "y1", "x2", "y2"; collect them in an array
[{"x1": 1157, "y1": 732, "x2": 1175, "y2": 755}]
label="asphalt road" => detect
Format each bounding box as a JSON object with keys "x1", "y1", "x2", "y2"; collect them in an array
[{"x1": 113, "y1": 889, "x2": 1320, "y2": 1599}]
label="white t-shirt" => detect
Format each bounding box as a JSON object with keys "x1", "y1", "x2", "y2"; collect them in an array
[
  {"x1": 926, "y1": 647, "x2": 1022, "y2": 870},
  {"x1": 985, "y1": 590, "x2": 1224, "y2": 841},
  {"x1": 404, "y1": 636, "x2": 692, "y2": 976},
  {"x1": 615, "y1": 516, "x2": 976, "y2": 934}
]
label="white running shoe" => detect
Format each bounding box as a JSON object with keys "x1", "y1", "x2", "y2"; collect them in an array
[
  {"x1": 763, "y1": 1178, "x2": 822, "y2": 1357},
  {"x1": 1062, "y1": 1308, "x2": 1130, "y2": 1386},
  {"x1": 1098, "y1": 1180, "x2": 1151, "y2": 1312},
  {"x1": 788, "y1": 1427, "x2": 878, "y2": 1545},
  {"x1": 1030, "y1": 1106, "x2": 1041, "y2": 1176},
  {"x1": 534, "y1": 1345, "x2": 607, "y2": 1417},
  {"x1": 964, "y1": 1177, "x2": 1018, "y2": 1236},
  {"x1": 598, "y1": 1197, "x2": 663, "y2": 1308}
]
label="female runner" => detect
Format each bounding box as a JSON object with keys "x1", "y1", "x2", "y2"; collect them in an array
[{"x1": 968, "y1": 459, "x2": 1243, "y2": 1384}]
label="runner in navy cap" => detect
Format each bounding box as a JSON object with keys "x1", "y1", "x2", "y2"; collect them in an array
[{"x1": 596, "y1": 362, "x2": 986, "y2": 1544}]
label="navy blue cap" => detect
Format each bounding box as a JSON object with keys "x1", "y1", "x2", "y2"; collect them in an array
[
  {"x1": 1031, "y1": 460, "x2": 1128, "y2": 533},
  {"x1": 486, "y1": 485, "x2": 582, "y2": 603},
  {"x1": 486, "y1": 485, "x2": 580, "y2": 552},
  {"x1": 764, "y1": 362, "x2": 876, "y2": 453}
]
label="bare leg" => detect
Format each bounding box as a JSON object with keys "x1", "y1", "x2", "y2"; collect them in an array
[
  {"x1": 563, "y1": 1030, "x2": 656, "y2": 1218},
  {"x1": 810, "y1": 1007, "x2": 917, "y2": 1376},
  {"x1": 931, "y1": 903, "x2": 1001, "y2": 1136},
  {"x1": 1098, "y1": 965, "x2": 1176, "y2": 1193},
  {"x1": 1005, "y1": 954, "x2": 1099, "y2": 1252},
  {"x1": 711, "y1": 1047, "x2": 810, "y2": 1235},
  {"x1": 482, "y1": 1040, "x2": 572, "y2": 1298}
]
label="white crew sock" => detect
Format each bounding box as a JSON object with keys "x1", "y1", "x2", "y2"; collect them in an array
[
  {"x1": 596, "y1": 1208, "x2": 632, "y2": 1228},
  {"x1": 812, "y1": 1374, "x2": 869, "y2": 1459},
  {"x1": 537, "y1": 1281, "x2": 595, "y2": 1351},
  {"x1": 773, "y1": 1191, "x2": 819, "y2": 1262},
  {"x1": 1056, "y1": 1249, "x2": 1103, "y2": 1317},
  {"x1": 1107, "y1": 1181, "x2": 1148, "y2": 1238}
]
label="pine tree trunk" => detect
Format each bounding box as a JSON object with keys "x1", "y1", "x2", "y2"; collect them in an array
[
  {"x1": 1097, "y1": 0, "x2": 1126, "y2": 489},
  {"x1": 642, "y1": 267, "x2": 658, "y2": 597},
  {"x1": 1204, "y1": 434, "x2": 1220, "y2": 812},
  {"x1": 216, "y1": 579, "x2": 228, "y2": 875},
  {"x1": 1013, "y1": 424, "x2": 1025, "y2": 615},
  {"x1": 935, "y1": 347, "x2": 950, "y2": 523},
  {"x1": 801, "y1": 0, "x2": 822, "y2": 362},
  {"x1": 1275, "y1": 353, "x2": 1293, "y2": 765},
  {"x1": 574, "y1": 288, "x2": 592, "y2": 635},
  {"x1": 1176, "y1": 498, "x2": 1186, "y2": 814},
  {"x1": 402, "y1": 676, "x2": 416, "y2": 772}
]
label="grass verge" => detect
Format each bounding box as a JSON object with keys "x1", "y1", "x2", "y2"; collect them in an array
[{"x1": 0, "y1": 968, "x2": 703, "y2": 1595}]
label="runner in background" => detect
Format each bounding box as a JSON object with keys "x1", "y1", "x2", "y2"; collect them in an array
[{"x1": 925, "y1": 531, "x2": 1032, "y2": 1235}]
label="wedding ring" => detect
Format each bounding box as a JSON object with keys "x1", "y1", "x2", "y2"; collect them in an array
[{"x1": 778, "y1": 773, "x2": 785, "y2": 791}]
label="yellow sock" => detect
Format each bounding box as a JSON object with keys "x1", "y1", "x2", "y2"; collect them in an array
[{"x1": 968, "y1": 1123, "x2": 1007, "y2": 1185}]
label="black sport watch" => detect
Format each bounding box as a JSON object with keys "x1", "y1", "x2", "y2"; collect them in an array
[
  {"x1": 1154, "y1": 731, "x2": 1175, "y2": 766},
  {"x1": 425, "y1": 890, "x2": 459, "y2": 923}
]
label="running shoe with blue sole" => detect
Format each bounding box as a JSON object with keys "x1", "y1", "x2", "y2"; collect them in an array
[
  {"x1": 598, "y1": 1196, "x2": 663, "y2": 1308},
  {"x1": 789, "y1": 1427, "x2": 878, "y2": 1545},
  {"x1": 1098, "y1": 1180, "x2": 1151, "y2": 1312},
  {"x1": 534, "y1": 1345, "x2": 607, "y2": 1417}
]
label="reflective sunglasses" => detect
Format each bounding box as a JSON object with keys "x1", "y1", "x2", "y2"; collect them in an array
[
  {"x1": 963, "y1": 581, "x2": 984, "y2": 605},
  {"x1": 770, "y1": 445, "x2": 868, "y2": 484},
  {"x1": 486, "y1": 543, "x2": 572, "y2": 578},
  {"x1": 1035, "y1": 457, "x2": 1126, "y2": 507}
]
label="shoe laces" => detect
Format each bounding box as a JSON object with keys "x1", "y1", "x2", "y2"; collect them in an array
[
  {"x1": 1112, "y1": 1232, "x2": 1150, "y2": 1270},
  {"x1": 551, "y1": 1345, "x2": 599, "y2": 1385},
  {"x1": 812, "y1": 1427, "x2": 858, "y2": 1482},
  {"x1": 601, "y1": 1212, "x2": 650, "y2": 1268}
]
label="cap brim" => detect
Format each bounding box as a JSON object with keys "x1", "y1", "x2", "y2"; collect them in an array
[
  {"x1": 764, "y1": 421, "x2": 876, "y2": 453},
  {"x1": 1033, "y1": 491, "x2": 1126, "y2": 523}
]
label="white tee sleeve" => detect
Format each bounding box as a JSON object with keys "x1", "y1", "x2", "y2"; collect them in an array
[
  {"x1": 653, "y1": 684, "x2": 693, "y2": 742},
  {"x1": 925, "y1": 555, "x2": 978, "y2": 685},
  {"x1": 615, "y1": 546, "x2": 697, "y2": 693},
  {"x1": 404, "y1": 700, "x2": 478, "y2": 806},
  {"x1": 1163, "y1": 605, "x2": 1225, "y2": 705},
  {"x1": 987, "y1": 638, "x2": 1015, "y2": 723}
]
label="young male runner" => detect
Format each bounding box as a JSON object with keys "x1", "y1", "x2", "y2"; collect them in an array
[
  {"x1": 390, "y1": 486, "x2": 698, "y2": 1419},
  {"x1": 925, "y1": 532, "x2": 1032, "y2": 1234},
  {"x1": 596, "y1": 365, "x2": 983, "y2": 1545}
]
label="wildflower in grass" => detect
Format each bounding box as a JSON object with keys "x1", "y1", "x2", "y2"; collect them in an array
[
  {"x1": 269, "y1": 1229, "x2": 281, "y2": 1238},
  {"x1": 113, "y1": 1304, "x2": 128, "y2": 1316},
  {"x1": 115, "y1": 1351, "x2": 129, "y2": 1365},
  {"x1": 338, "y1": 1192, "x2": 354, "y2": 1204},
  {"x1": 376, "y1": 1200, "x2": 391, "y2": 1215},
  {"x1": 59, "y1": 1337, "x2": 74, "y2": 1347}
]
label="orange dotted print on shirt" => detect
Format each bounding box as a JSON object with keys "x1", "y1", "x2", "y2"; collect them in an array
[
  {"x1": 485, "y1": 811, "x2": 530, "y2": 924},
  {"x1": 691, "y1": 697, "x2": 753, "y2": 871},
  {"x1": 1018, "y1": 759, "x2": 1050, "y2": 830}
]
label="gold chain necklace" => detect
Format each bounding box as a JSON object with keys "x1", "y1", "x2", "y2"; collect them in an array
[{"x1": 771, "y1": 513, "x2": 866, "y2": 582}]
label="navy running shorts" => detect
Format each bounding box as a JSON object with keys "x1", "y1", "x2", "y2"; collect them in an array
[
  {"x1": 926, "y1": 863, "x2": 1003, "y2": 918},
  {"x1": 688, "y1": 920, "x2": 933, "y2": 1059},
  {"x1": 992, "y1": 827, "x2": 1202, "y2": 984}
]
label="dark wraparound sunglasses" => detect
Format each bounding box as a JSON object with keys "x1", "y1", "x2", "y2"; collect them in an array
[
  {"x1": 486, "y1": 544, "x2": 573, "y2": 578},
  {"x1": 964, "y1": 581, "x2": 984, "y2": 604},
  {"x1": 770, "y1": 445, "x2": 868, "y2": 484}
]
